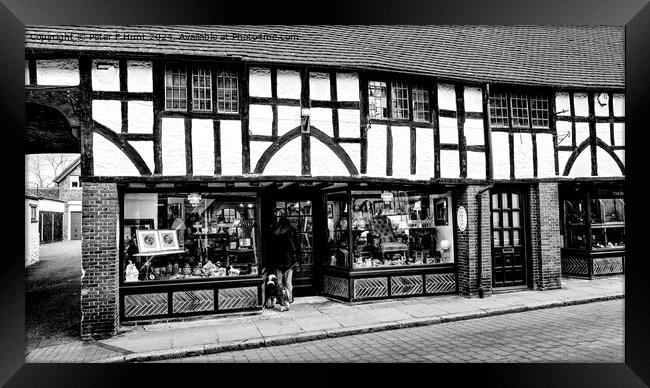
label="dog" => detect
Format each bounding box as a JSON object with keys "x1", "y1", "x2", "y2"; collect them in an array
[{"x1": 264, "y1": 273, "x2": 291, "y2": 312}]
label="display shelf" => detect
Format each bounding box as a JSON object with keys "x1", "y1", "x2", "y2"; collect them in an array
[{"x1": 132, "y1": 250, "x2": 185, "y2": 257}]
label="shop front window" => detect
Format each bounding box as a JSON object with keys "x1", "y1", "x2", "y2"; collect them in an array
[
  {"x1": 590, "y1": 198, "x2": 625, "y2": 249},
  {"x1": 273, "y1": 200, "x2": 313, "y2": 273},
  {"x1": 349, "y1": 190, "x2": 454, "y2": 269},
  {"x1": 122, "y1": 192, "x2": 259, "y2": 283},
  {"x1": 326, "y1": 192, "x2": 350, "y2": 268},
  {"x1": 563, "y1": 199, "x2": 587, "y2": 249}
]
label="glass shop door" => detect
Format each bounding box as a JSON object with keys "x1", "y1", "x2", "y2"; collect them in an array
[
  {"x1": 491, "y1": 189, "x2": 528, "y2": 287},
  {"x1": 271, "y1": 198, "x2": 317, "y2": 296}
]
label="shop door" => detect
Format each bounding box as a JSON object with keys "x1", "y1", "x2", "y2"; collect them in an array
[
  {"x1": 491, "y1": 190, "x2": 527, "y2": 287},
  {"x1": 272, "y1": 199, "x2": 316, "y2": 296},
  {"x1": 70, "y1": 211, "x2": 82, "y2": 240}
]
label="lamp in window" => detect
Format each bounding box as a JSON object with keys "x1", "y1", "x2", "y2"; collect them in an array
[
  {"x1": 188, "y1": 193, "x2": 202, "y2": 207},
  {"x1": 440, "y1": 239, "x2": 450, "y2": 263}
]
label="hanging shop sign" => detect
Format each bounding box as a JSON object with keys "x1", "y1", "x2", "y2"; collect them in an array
[{"x1": 457, "y1": 206, "x2": 467, "y2": 232}]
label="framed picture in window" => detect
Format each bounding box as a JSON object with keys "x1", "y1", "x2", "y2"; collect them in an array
[
  {"x1": 434, "y1": 198, "x2": 448, "y2": 225},
  {"x1": 158, "y1": 230, "x2": 180, "y2": 251},
  {"x1": 136, "y1": 230, "x2": 161, "y2": 253}
]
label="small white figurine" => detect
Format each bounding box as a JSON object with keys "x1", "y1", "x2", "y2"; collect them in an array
[{"x1": 125, "y1": 260, "x2": 139, "y2": 282}]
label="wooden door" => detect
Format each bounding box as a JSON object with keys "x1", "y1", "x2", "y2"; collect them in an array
[{"x1": 491, "y1": 190, "x2": 527, "y2": 287}]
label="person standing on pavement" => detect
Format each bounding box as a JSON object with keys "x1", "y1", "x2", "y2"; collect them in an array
[{"x1": 270, "y1": 217, "x2": 301, "y2": 303}]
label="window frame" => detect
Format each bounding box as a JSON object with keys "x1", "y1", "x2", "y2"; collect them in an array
[
  {"x1": 164, "y1": 61, "x2": 241, "y2": 115},
  {"x1": 70, "y1": 175, "x2": 80, "y2": 189},
  {"x1": 30, "y1": 205, "x2": 37, "y2": 223},
  {"x1": 365, "y1": 74, "x2": 434, "y2": 124},
  {"x1": 489, "y1": 88, "x2": 551, "y2": 130}
]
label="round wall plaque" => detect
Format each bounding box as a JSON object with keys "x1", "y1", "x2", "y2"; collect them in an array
[{"x1": 457, "y1": 206, "x2": 467, "y2": 232}]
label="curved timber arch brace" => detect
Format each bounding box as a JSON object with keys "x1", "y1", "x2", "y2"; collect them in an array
[
  {"x1": 25, "y1": 102, "x2": 81, "y2": 154},
  {"x1": 563, "y1": 138, "x2": 625, "y2": 176},
  {"x1": 92, "y1": 121, "x2": 152, "y2": 175},
  {"x1": 253, "y1": 125, "x2": 359, "y2": 176}
]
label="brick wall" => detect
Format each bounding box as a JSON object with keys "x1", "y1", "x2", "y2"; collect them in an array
[
  {"x1": 80, "y1": 181, "x2": 119, "y2": 340},
  {"x1": 528, "y1": 182, "x2": 562, "y2": 290},
  {"x1": 456, "y1": 185, "x2": 493, "y2": 297}
]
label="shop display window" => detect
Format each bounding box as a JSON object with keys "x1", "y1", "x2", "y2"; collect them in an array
[
  {"x1": 273, "y1": 200, "x2": 313, "y2": 274},
  {"x1": 326, "y1": 192, "x2": 350, "y2": 268},
  {"x1": 122, "y1": 192, "x2": 259, "y2": 283},
  {"x1": 345, "y1": 190, "x2": 454, "y2": 269},
  {"x1": 562, "y1": 192, "x2": 625, "y2": 251}
]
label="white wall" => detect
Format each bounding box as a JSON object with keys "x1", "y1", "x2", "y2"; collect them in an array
[{"x1": 25, "y1": 199, "x2": 39, "y2": 266}]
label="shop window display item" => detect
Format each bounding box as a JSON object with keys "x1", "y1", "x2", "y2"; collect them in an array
[{"x1": 136, "y1": 230, "x2": 161, "y2": 253}]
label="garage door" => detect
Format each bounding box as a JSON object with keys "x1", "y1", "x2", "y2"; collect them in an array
[{"x1": 70, "y1": 211, "x2": 81, "y2": 240}]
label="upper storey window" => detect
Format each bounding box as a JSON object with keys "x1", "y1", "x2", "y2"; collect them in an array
[
  {"x1": 489, "y1": 90, "x2": 550, "y2": 129},
  {"x1": 368, "y1": 78, "x2": 432, "y2": 122},
  {"x1": 165, "y1": 64, "x2": 239, "y2": 114}
]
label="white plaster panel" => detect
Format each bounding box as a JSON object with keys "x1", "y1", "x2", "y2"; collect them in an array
[
  {"x1": 341, "y1": 143, "x2": 360, "y2": 173},
  {"x1": 278, "y1": 105, "x2": 301, "y2": 136},
  {"x1": 440, "y1": 150, "x2": 460, "y2": 178},
  {"x1": 161, "y1": 118, "x2": 186, "y2": 176},
  {"x1": 38, "y1": 199, "x2": 65, "y2": 212},
  {"x1": 391, "y1": 126, "x2": 411, "y2": 179},
  {"x1": 613, "y1": 94, "x2": 625, "y2": 117},
  {"x1": 573, "y1": 93, "x2": 589, "y2": 117},
  {"x1": 513, "y1": 133, "x2": 534, "y2": 178},
  {"x1": 249, "y1": 104, "x2": 273, "y2": 136},
  {"x1": 25, "y1": 60, "x2": 29, "y2": 85},
  {"x1": 220, "y1": 120, "x2": 243, "y2": 175},
  {"x1": 264, "y1": 137, "x2": 301, "y2": 175},
  {"x1": 128, "y1": 140, "x2": 155, "y2": 173},
  {"x1": 567, "y1": 149, "x2": 591, "y2": 177},
  {"x1": 127, "y1": 60, "x2": 153, "y2": 93},
  {"x1": 439, "y1": 117, "x2": 459, "y2": 144},
  {"x1": 558, "y1": 150, "x2": 572, "y2": 176},
  {"x1": 93, "y1": 132, "x2": 139, "y2": 176},
  {"x1": 437, "y1": 83, "x2": 456, "y2": 111},
  {"x1": 250, "y1": 141, "x2": 272, "y2": 172},
  {"x1": 276, "y1": 69, "x2": 301, "y2": 99},
  {"x1": 92, "y1": 100, "x2": 122, "y2": 132},
  {"x1": 191, "y1": 119, "x2": 215, "y2": 176},
  {"x1": 596, "y1": 123, "x2": 611, "y2": 145},
  {"x1": 336, "y1": 73, "x2": 360, "y2": 102},
  {"x1": 594, "y1": 93, "x2": 610, "y2": 117},
  {"x1": 466, "y1": 151, "x2": 486, "y2": 179},
  {"x1": 614, "y1": 150, "x2": 625, "y2": 166},
  {"x1": 597, "y1": 147, "x2": 622, "y2": 177},
  {"x1": 338, "y1": 109, "x2": 360, "y2": 138},
  {"x1": 575, "y1": 122, "x2": 590, "y2": 146},
  {"x1": 310, "y1": 108, "x2": 333, "y2": 137},
  {"x1": 36, "y1": 59, "x2": 79, "y2": 86},
  {"x1": 311, "y1": 138, "x2": 349, "y2": 176},
  {"x1": 491, "y1": 132, "x2": 510, "y2": 179},
  {"x1": 249, "y1": 67, "x2": 272, "y2": 98},
  {"x1": 415, "y1": 127, "x2": 435, "y2": 179},
  {"x1": 556, "y1": 121, "x2": 573, "y2": 147},
  {"x1": 91, "y1": 59, "x2": 120, "y2": 91},
  {"x1": 464, "y1": 118, "x2": 484, "y2": 146},
  {"x1": 127, "y1": 101, "x2": 153, "y2": 134},
  {"x1": 463, "y1": 87, "x2": 483, "y2": 113},
  {"x1": 555, "y1": 92, "x2": 571, "y2": 116},
  {"x1": 536, "y1": 133, "x2": 556, "y2": 178},
  {"x1": 309, "y1": 72, "x2": 331, "y2": 101},
  {"x1": 366, "y1": 124, "x2": 387, "y2": 177},
  {"x1": 613, "y1": 123, "x2": 625, "y2": 146}
]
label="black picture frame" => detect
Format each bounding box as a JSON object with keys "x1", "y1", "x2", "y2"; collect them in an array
[{"x1": 434, "y1": 198, "x2": 448, "y2": 225}]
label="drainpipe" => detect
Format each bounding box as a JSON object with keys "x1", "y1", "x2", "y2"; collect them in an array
[{"x1": 475, "y1": 83, "x2": 495, "y2": 298}]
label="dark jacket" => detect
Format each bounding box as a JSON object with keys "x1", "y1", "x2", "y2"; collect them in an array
[{"x1": 270, "y1": 227, "x2": 299, "y2": 272}]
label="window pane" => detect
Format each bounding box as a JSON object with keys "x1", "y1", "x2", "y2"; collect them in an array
[
  {"x1": 503, "y1": 231, "x2": 510, "y2": 246},
  {"x1": 493, "y1": 231, "x2": 501, "y2": 246},
  {"x1": 412, "y1": 86, "x2": 430, "y2": 122},
  {"x1": 502, "y1": 213, "x2": 510, "y2": 228},
  {"x1": 492, "y1": 212, "x2": 500, "y2": 227},
  {"x1": 216, "y1": 70, "x2": 239, "y2": 113},
  {"x1": 391, "y1": 81, "x2": 409, "y2": 119},
  {"x1": 510, "y1": 93, "x2": 530, "y2": 127},
  {"x1": 501, "y1": 193, "x2": 509, "y2": 209},
  {"x1": 489, "y1": 92, "x2": 509, "y2": 127},
  {"x1": 368, "y1": 81, "x2": 387, "y2": 119},
  {"x1": 513, "y1": 230, "x2": 520, "y2": 246},
  {"x1": 511, "y1": 193, "x2": 520, "y2": 208},
  {"x1": 165, "y1": 65, "x2": 187, "y2": 111},
  {"x1": 192, "y1": 67, "x2": 212, "y2": 111},
  {"x1": 530, "y1": 94, "x2": 549, "y2": 128},
  {"x1": 491, "y1": 193, "x2": 499, "y2": 208},
  {"x1": 512, "y1": 211, "x2": 520, "y2": 228}
]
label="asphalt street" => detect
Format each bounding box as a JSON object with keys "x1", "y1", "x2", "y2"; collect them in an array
[
  {"x1": 165, "y1": 299, "x2": 624, "y2": 363},
  {"x1": 25, "y1": 240, "x2": 81, "y2": 352}
]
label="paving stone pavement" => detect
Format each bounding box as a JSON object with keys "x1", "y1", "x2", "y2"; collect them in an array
[
  {"x1": 167, "y1": 299, "x2": 624, "y2": 363},
  {"x1": 25, "y1": 276, "x2": 624, "y2": 363}
]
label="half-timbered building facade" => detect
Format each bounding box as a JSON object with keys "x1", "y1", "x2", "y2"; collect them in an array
[{"x1": 25, "y1": 25, "x2": 625, "y2": 339}]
